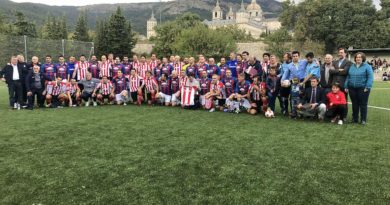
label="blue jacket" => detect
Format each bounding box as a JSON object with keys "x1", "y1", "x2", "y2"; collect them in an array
[{"x1": 344, "y1": 62, "x2": 374, "y2": 89}]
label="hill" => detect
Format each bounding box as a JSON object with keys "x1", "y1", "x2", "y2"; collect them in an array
[{"x1": 0, "y1": 0, "x2": 282, "y2": 35}]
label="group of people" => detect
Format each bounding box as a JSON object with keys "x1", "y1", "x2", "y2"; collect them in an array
[{"x1": 0, "y1": 48, "x2": 374, "y2": 125}]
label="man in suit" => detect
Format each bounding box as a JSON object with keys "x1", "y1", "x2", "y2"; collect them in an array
[
  {"x1": 0, "y1": 56, "x2": 24, "y2": 109},
  {"x1": 25, "y1": 65, "x2": 47, "y2": 109},
  {"x1": 297, "y1": 77, "x2": 327, "y2": 120},
  {"x1": 17, "y1": 54, "x2": 29, "y2": 107},
  {"x1": 320, "y1": 54, "x2": 334, "y2": 93},
  {"x1": 330, "y1": 47, "x2": 352, "y2": 119}
]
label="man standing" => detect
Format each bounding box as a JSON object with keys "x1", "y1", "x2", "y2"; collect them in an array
[
  {"x1": 301, "y1": 52, "x2": 320, "y2": 88},
  {"x1": 88, "y1": 55, "x2": 100, "y2": 79},
  {"x1": 245, "y1": 56, "x2": 262, "y2": 83},
  {"x1": 227, "y1": 52, "x2": 238, "y2": 78},
  {"x1": 99, "y1": 55, "x2": 112, "y2": 79},
  {"x1": 320, "y1": 54, "x2": 334, "y2": 93},
  {"x1": 73, "y1": 55, "x2": 90, "y2": 81},
  {"x1": 331, "y1": 47, "x2": 352, "y2": 119},
  {"x1": 112, "y1": 57, "x2": 124, "y2": 78},
  {"x1": 282, "y1": 51, "x2": 308, "y2": 82},
  {"x1": 0, "y1": 56, "x2": 24, "y2": 109},
  {"x1": 207, "y1": 58, "x2": 220, "y2": 79},
  {"x1": 56, "y1": 55, "x2": 68, "y2": 80},
  {"x1": 67, "y1": 56, "x2": 76, "y2": 81},
  {"x1": 41, "y1": 55, "x2": 56, "y2": 81}
]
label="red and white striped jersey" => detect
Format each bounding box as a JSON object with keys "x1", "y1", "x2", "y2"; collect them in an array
[
  {"x1": 45, "y1": 81, "x2": 56, "y2": 95},
  {"x1": 149, "y1": 60, "x2": 158, "y2": 70},
  {"x1": 137, "y1": 62, "x2": 150, "y2": 78},
  {"x1": 129, "y1": 75, "x2": 144, "y2": 92},
  {"x1": 173, "y1": 62, "x2": 183, "y2": 74},
  {"x1": 179, "y1": 76, "x2": 187, "y2": 88},
  {"x1": 75, "y1": 61, "x2": 90, "y2": 81},
  {"x1": 96, "y1": 81, "x2": 113, "y2": 95},
  {"x1": 144, "y1": 77, "x2": 158, "y2": 92},
  {"x1": 69, "y1": 84, "x2": 79, "y2": 95},
  {"x1": 132, "y1": 61, "x2": 140, "y2": 72},
  {"x1": 99, "y1": 61, "x2": 112, "y2": 78},
  {"x1": 59, "y1": 82, "x2": 69, "y2": 94}
]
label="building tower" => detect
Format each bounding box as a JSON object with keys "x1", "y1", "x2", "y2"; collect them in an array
[
  {"x1": 246, "y1": 0, "x2": 263, "y2": 20},
  {"x1": 212, "y1": 0, "x2": 223, "y2": 20},
  {"x1": 147, "y1": 10, "x2": 157, "y2": 39},
  {"x1": 236, "y1": 0, "x2": 249, "y2": 23},
  {"x1": 226, "y1": 6, "x2": 235, "y2": 20}
]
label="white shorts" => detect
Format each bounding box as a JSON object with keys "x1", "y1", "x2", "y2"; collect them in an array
[
  {"x1": 115, "y1": 90, "x2": 128, "y2": 102},
  {"x1": 171, "y1": 92, "x2": 181, "y2": 104},
  {"x1": 158, "y1": 92, "x2": 172, "y2": 103}
]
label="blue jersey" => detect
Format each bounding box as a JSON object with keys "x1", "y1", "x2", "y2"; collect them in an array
[
  {"x1": 159, "y1": 79, "x2": 171, "y2": 95},
  {"x1": 67, "y1": 62, "x2": 75, "y2": 79},
  {"x1": 112, "y1": 76, "x2": 128, "y2": 94},
  {"x1": 41, "y1": 63, "x2": 56, "y2": 80},
  {"x1": 235, "y1": 80, "x2": 250, "y2": 95},
  {"x1": 207, "y1": 65, "x2": 220, "y2": 78},
  {"x1": 227, "y1": 60, "x2": 238, "y2": 78},
  {"x1": 55, "y1": 63, "x2": 67, "y2": 80}
]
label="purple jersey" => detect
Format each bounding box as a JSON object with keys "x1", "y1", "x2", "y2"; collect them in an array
[
  {"x1": 153, "y1": 66, "x2": 162, "y2": 79},
  {"x1": 161, "y1": 64, "x2": 173, "y2": 76},
  {"x1": 236, "y1": 61, "x2": 245, "y2": 75},
  {"x1": 56, "y1": 63, "x2": 67, "y2": 80},
  {"x1": 112, "y1": 64, "x2": 124, "y2": 78},
  {"x1": 235, "y1": 80, "x2": 250, "y2": 95},
  {"x1": 89, "y1": 62, "x2": 100, "y2": 79},
  {"x1": 199, "y1": 78, "x2": 211, "y2": 95},
  {"x1": 171, "y1": 77, "x2": 180, "y2": 94},
  {"x1": 197, "y1": 64, "x2": 209, "y2": 78},
  {"x1": 186, "y1": 65, "x2": 197, "y2": 77},
  {"x1": 159, "y1": 79, "x2": 171, "y2": 95},
  {"x1": 41, "y1": 63, "x2": 56, "y2": 80},
  {"x1": 122, "y1": 62, "x2": 132, "y2": 76},
  {"x1": 219, "y1": 64, "x2": 229, "y2": 80},
  {"x1": 112, "y1": 76, "x2": 128, "y2": 94},
  {"x1": 207, "y1": 65, "x2": 220, "y2": 78},
  {"x1": 223, "y1": 77, "x2": 236, "y2": 98}
]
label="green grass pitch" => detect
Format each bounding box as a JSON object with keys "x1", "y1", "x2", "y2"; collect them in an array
[{"x1": 0, "y1": 81, "x2": 389, "y2": 204}]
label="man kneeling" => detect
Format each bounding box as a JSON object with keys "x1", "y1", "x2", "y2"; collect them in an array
[
  {"x1": 297, "y1": 77, "x2": 326, "y2": 120},
  {"x1": 226, "y1": 73, "x2": 251, "y2": 113},
  {"x1": 93, "y1": 76, "x2": 115, "y2": 105}
]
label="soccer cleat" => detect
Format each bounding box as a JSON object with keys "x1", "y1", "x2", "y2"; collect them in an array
[
  {"x1": 209, "y1": 108, "x2": 215, "y2": 113},
  {"x1": 361, "y1": 121, "x2": 366, "y2": 125},
  {"x1": 17, "y1": 103, "x2": 21, "y2": 110},
  {"x1": 13, "y1": 103, "x2": 17, "y2": 109},
  {"x1": 337, "y1": 120, "x2": 343, "y2": 125},
  {"x1": 93, "y1": 102, "x2": 98, "y2": 107},
  {"x1": 85, "y1": 102, "x2": 90, "y2": 107},
  {"x1": 123, "y1": 103, "x2": 127, "y2": 106}
]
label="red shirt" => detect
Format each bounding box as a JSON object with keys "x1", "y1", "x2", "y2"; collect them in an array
[{"x1": 326, "y1": 91, "x2": 347, "y2": 107}]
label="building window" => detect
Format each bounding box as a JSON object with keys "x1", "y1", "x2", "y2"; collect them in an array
[
  {"x1": 256, "y1": 12, "x2": 258, "y2": 16},
  {"x1": 215, "y1": 12, "x2": 217, "y2": 18}
]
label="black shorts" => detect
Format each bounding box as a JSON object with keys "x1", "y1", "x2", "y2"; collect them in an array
[
  {"x1": 131, "y1": 92, "x2": 138, "y2": 101},
  {"x1": 218, "y1": 99, "x2": 226, "y2": 106}
]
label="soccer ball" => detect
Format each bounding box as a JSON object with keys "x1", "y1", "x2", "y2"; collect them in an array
[
  {"x1": 265, "y1": 109, "x2": 275, "y2": 118},
  {"x1": 282, "y1": 80, "x2": 291, "y2": 87}
]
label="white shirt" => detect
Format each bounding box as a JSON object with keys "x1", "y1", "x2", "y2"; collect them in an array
[{"x1": 12, "y1": 64, "x2": 19, "y2": 80}]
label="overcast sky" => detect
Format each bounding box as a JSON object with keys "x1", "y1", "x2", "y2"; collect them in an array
[{"x1": 11, "y1": 0, "x2": 381, "y2": 8}]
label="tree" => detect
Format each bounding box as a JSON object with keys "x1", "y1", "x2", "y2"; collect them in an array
[
  {"x1": 59, "y1": 16, "x2": 68, "y2": 40},
  {"x1": 264, "y1": 28, "x2": 292, "y2": 59},
  {"x1": 279, "y1": 0, "x2": 390, "y2": 53},
  {"x1": 94, "y1": 7, "x2": 137, "y2": 57},
  {"x1": 73, "y1": 10, "x2": 90, "y2": 42},
  {"x1": 13, "y1": 12, "x2": 37, "y2": 37},
  {"x1": 171, "y1": 24, "x2": 236, "y2": 59},
  {"x1": 41, "y1": 14, "x2": 63, "y2": 40},
  {"x1": 153, "y1": 13, "x2": 202, "y2": 57}
]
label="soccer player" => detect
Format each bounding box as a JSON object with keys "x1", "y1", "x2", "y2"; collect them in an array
[
  {"x1": 219, "y1": 57, "x2": 229, "y2": 80},
  {"x1": 68, "y1": 78, "x2": 81, "y2": 107},
  {"x1": 73, "y1": 55, "x2": 90, "y2": 81},
  {"x1": 226, "y1": 73, "x2": 251, "y2": 113},
  {"x1": 122, "y1": 56, "x2": 132, "y2": 77},
  {"x1": 173, "y1": 55, "x2": 183, "y2": 74},
  {"x1": 248, "y1": 76, "x2": 268, "y2": 115},
  {"x1": 40, "y1": 55, "x2": 56, "y2": 81},
  {"x1": 261, "y1": 53, "x2": 271, "y2": 75},
  {"x1": 55, "y1": 55, "x2": 68, "y2": 80},
  {"x1": 222, "y1": 69, "x2": 237, "y2": 107},
  {"x1": 107, "y1": 53, "x2": 114, "y2": 64},
  {"x1": 143, "y1": 71, "x2": 158, "y2": 105},
  {"x1": 236, "y1": 54, "x2": 245, "y2": 75},
  {"x1": 43, "y1": 76, "x2": 61, "y2": 108},
  {"x1": 199, "y1": 70, "x2": 211, "y2": 108},
  {"x1": 132, "y1": 54, "x2": 140, "y2": 73},
  {"x1": 227, "y1": 52, "x2": 238, "y2": 78},
  {"x1": 197, "y1": 56, "x2": 209, "y2": 79},
  {"x1": 112, "y1": 57, "x2": 124, "y2": 78},
  {"x1": 138, "y1": 55, "x2": 150, "y2": 78},
  {"x1": 128, "y1": 69, "x2": 144, "y2": 105},
  {"x1": 156, "y1": 73, "x2": 171, "y2": 106},
  {"x1": 204, "y1": 74, "x2": 224, "y2": 112},
  {"x1": 99, "y1": 55, "x2": 112, "y2": 79},
  {"x1": 153, "y1": 60, "x2": 163, "y2": 79},
  {"x1": 93, "y1": 75, "x2": 115, "y2": 105},
  {"x1": 78, "y1": 72, "x2": 100, "y2": 107},
  {"x1": 89, "y1": 55, "x2": 100, "y2": 79},
  {"x1": 171, "y1": 71, "x2": 181, "y2": 107},
  {"x1": 186, "y1": 57, "x2": 198, "y2": 77},
  {"x1": 149, "y1": 53, "x2": 158, "y2": 70},
  {"x1": 57, "y1": 79, "x2": 71, "y2": 108},
  {"x1": 161, "y1": 57, "x2": 174, "y2": 77},
  {"x1": 67, "y1": 56, "x2": 76, "y2": 81},
  {"x1": 112, "y1": 70, "x2": 129, "y2": 105},
  {"x1": 207, "y1": 58, "x2": 220, "y2": 79}
]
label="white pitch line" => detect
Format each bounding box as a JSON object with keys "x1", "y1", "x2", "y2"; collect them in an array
[{"x1": 347, "y1": 103, "x2": 390, "y2": 111}]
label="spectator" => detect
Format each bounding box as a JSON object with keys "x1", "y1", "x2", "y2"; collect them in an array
[
  {"x1": 345, "y1": 52, "x2": 374, "y2": 125},
  {"x1": 297, "y1": 77, "x2": 327, "y2": 120},
  {"x1": 0, "y1": 56, "x2": 24, "y2": 109}
]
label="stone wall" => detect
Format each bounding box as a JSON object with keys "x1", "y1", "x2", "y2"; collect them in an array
[{"x1": 132, "y1": 43, "x2": 155, "y2": 55}]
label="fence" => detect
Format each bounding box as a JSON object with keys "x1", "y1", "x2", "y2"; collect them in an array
[{"x1": 0, "y1": 34, "x2": 94, "y2": 66}]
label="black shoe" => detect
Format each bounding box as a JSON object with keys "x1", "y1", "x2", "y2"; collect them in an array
[{"x1": 27, "y1": 107, "x2": 33, "y2": 110}]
